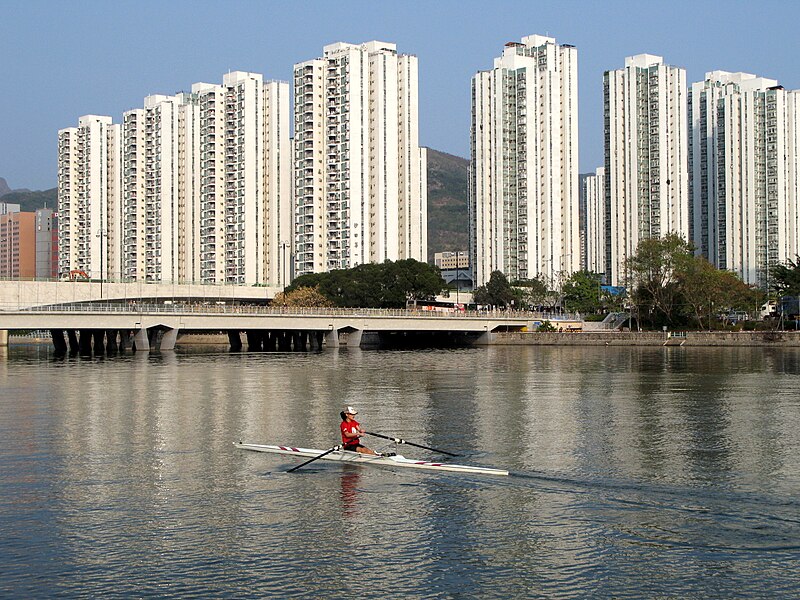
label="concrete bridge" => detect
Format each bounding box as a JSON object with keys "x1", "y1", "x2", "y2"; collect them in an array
[
  {"x1": 0, "y1": 278, "x2": 279, "y2": 309},
  {"x1": 0, "y1": 279, "x2": 535, "y2": 353}
]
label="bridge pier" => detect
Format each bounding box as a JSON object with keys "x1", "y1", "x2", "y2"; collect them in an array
[
  {"x1": 78, "y1": 330, "x2": 93, "y2": 355},
  {"x1": 51, "y1": 330, "x2": 67, "y2": 354},
  {"x1": 67, "y1": 330, "x2": 79, "y2": 353},
  {"x1": 325, "y1": 329, "x2": 339, "y2": 348},
  {"x1": 277, "y1": 331, "x2": 291, "y2": 352},
  {"x1": 133, "y1": 328, "x2": 149, "y2": 352},
  {"x1": 228, "y1": 330, "x2": 242, "y2": 352},
  {"x1": 292, "y1": 331, "x2": 307, "y2": 352},
  {"x1": 120, "y1": 330, "x2": 132, "y2": 352},
  {"x1": 106, "y1": 330, "x2": 118, "y2": 354},
  {"x1": 246, "y1": 330, "x2": 263, "y2": 352},
  {"x1": 160, "y1": 328, "x2": 178, "y2": 351},
  {"x1": 310, "y1": 331, "x2": 324, "y2": 350},
  {"x1": 92, "y1": 330, "x2": 106, "y2": 355},
  {"x1": 345, "y1": 329, "x2": 363, "y2": 348},
  {"x1": 263, "y1": 331, "x2": 277, "y2": 351},
  {"x1": 475, "y1": 331, "x2": 496, "y2": 345}
]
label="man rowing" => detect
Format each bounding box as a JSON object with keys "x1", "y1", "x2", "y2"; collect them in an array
[{"x1": 340, "y1": 406, "x2": 379, "y2": 455}]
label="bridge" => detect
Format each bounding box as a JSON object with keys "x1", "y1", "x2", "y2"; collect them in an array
[{"x1": 0, "y1": 280, "x2": 534, "y2": 353}]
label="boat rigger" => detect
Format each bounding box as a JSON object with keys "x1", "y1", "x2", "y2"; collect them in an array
[{"x1": 234, "y1": 443, "x2": 509, "y2": 476}]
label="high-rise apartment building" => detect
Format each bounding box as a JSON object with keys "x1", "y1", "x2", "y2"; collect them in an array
[
  {"x1": 122, "y1": 76, "x2": 291, "y2": 286},
  {"x1": 604, "y1": 54, "x2": 689, "y2": 285},
  {"x1": 689, "y1": 71, "x2": 800, "y2": 287},
  {"x1": 470, "y1": 35, "x2": 579, "y2": 288},
  {"x1": 581, "y1": 168, "x2": 605, "y2": 276},
  {"x1": 57, "y1": 115, "x2": 122, "y2": 280},
  {"x1": 293, "y1": 41, "x2": 427, "y2": 276},
  {"x1": 60, "y1": 72, "x2": 290, "y2": 287}
]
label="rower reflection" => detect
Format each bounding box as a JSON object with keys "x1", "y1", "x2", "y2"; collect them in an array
[{"x1": 340, "y1": 469, "x2": 361, "y2": 517}]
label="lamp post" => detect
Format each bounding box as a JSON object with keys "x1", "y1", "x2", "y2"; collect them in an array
[
  {"x1": 96, "y1": 227, "x2": 106, "y2": 300},
  {"x1": 454, "y1": 250, "x2": 460, "y2": 309},
  {"x1": 280, "y1": 241, "x2": 288, "y2": 306}
]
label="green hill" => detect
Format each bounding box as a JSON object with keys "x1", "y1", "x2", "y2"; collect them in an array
[
  {"x1": 426, "y1": 148, "x2": 468, "y2": 261},
  {"x1": 1, "y1": 187, "x2": 57, "y2": 212}
]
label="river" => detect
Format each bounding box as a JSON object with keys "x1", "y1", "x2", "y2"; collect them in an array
[{"x1": 1, "y1": 345, "x2": 799, "y2": 598}]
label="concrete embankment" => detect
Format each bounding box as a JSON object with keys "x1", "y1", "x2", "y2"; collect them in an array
[
  {"x1": 175, "y1": 333, "x2": 229, "y2": 346},
  {"x1": 493, "y1": 331, "x2": 800, "y2": 347}
]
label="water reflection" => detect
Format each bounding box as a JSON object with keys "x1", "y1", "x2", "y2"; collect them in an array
[
  {"x1": 339, "y1": 470, "x2": 362, "y2": 518},
  {"x1": 1, "y1": 345, "x2": 799, "y2": 597}
]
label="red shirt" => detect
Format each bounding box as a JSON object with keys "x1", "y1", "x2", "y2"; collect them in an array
[{"x1": 340, "y1": 418, "x2": 361, "y2": 446}]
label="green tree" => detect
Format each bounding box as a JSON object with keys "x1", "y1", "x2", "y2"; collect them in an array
[
  {"x1": 771, "y1": 256, "x2": 800, "y2": 296},
  {"x1": 677, "y1": 256, "x2": 720, "y2": 329},
  {"x1": 385, "y1": 259, "x2": 446, "y2": 307},
  {"x1": 285, "y1": 259, "x2": 444, "y2": 309},
  {"x1": 562, "y1": 270, "x2": 602, "y2": 314},
  {"x1": 512, "y1": 276, "x2": 552, "y2": 309},
  {"x1": 474, "y1": 271, "x2": 515, "y2": 307},
  {"x1": 626, "y1": 233, "x2": 695, "y2": 326}
]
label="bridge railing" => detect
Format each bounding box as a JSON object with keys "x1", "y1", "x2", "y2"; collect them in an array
[{"x1": 3, "y1": 302, "x2": 577, "y2": 321}]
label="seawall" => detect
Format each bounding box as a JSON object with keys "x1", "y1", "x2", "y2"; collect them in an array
[{"x1": 493, "y1": 331, "x2": 800, "y2": 347}]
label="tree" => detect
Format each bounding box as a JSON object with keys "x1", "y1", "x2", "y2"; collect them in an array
[
  {"x1": 512, "y1": 276, "x2": 552, "y2": 309},
  {"x1": 385, "y1": 259, "x2": 446, "y2": 307},
  {"x1": 626, "y1": 233, "x2": 695, "y2": 326},
  {"x1": 771, "y1": 256, "x2": 800, "y2": 296},
  {"x1": 284, "y1": 259, "x2": 444, "y2": 309},
  {"x1": 474, "y1": 271, "x2": 515, "y2": 307},
  {"x1": 677, "y1": 256, "x2": 721, "y2": 329},
  {"x1": 273, "y1": 285, "x2": 334, "y2": 308},
  {"x1": 562, "y1": 270, "x2": 602, "y2": 314}
]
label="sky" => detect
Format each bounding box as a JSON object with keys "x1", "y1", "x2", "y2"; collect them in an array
[{"x1": 3, "y1": 0, "x2": 800, "y2": 191}]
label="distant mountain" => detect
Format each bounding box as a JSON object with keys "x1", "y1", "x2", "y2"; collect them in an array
[
  {"x1": 0, "y1": 177, "x2": 11, "y2": 197},
  {"x1": 426, "y1": 148, "x2": 469, "y2": 261},
  {"x1": 0, "y1": 187, "x2": 56, "y2": 212}
]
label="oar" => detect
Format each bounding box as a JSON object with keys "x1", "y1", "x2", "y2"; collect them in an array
[
  {"x1": 365, "y1": 431, "x2": 459, "y2": 457},
  {"x1": 287, "y1": 445, "x2": 341, "y2": 473}
]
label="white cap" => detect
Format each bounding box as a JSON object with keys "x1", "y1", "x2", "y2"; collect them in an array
[{"x1": 344, "y1": 405, "x2": 358, "y2": 415}]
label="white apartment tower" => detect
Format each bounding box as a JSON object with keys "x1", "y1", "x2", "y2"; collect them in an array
[
  {"x1": 293, "y1": 41, "x2": 427, "y2": 276},
  {"x1": 604, "y1": 54, "x2": 689, "y2": 285},
  {"x1": 122, "y1": 107, "x2": 147, "y2": 280},
  {"x1": 116, "y1": 74, "x2": 291, "y2": 285},
  {"x1": 470, "y1": 35, "x2": 580, "y2": 288},
  {"x1": 689, "y1": 71, "x2": 800, "y2": 287},
  {"x1": 57, "y1": 115, "x2": 122, "y2": 280},
  {"x1": 582, "y1": 168, "x2": 606, "y2": 275},
  {"x1": 60, "y1": 73, "x2": 290, "y2": 287}
]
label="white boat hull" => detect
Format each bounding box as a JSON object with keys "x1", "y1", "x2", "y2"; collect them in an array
[{"x1": 234, "y1": 443, "x2": 508, "y2": 476}]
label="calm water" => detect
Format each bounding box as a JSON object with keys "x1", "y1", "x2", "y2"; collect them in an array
[{"x1": 1, "y1": 345, "x2": 799, "y2": 598}]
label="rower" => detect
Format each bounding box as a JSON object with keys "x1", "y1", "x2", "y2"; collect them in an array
[{"x1": 340, "y1": 406, "x2": 379, "y2": 455}]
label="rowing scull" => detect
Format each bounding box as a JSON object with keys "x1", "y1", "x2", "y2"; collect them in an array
[{"x1": 234, "y1": 443, "x2": 509, "y2": 476}]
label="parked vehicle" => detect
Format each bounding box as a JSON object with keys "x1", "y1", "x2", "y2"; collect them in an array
[{"x1": 760, "y1": 301, "x2": 777, "y2": 319}]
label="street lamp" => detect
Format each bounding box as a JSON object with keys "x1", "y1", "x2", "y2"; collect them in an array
[
  {"x1": 454, "y1": 250, "x2": 460, "y2": 309},
  {"x1": 280, "y1": 240, "x2": 288, "y2": 306},
  {"x1": 96, "y1": 228, "x2": 107, "y2": 300}
]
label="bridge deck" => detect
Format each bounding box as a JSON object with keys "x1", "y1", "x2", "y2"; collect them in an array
[{"x1": 0, "y1": 304, "x2": 535, "y2": 334}]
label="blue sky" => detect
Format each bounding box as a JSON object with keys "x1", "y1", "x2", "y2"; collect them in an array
[{"x1": 3, "y1": 0, "x2": 799, "y2": 190}]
